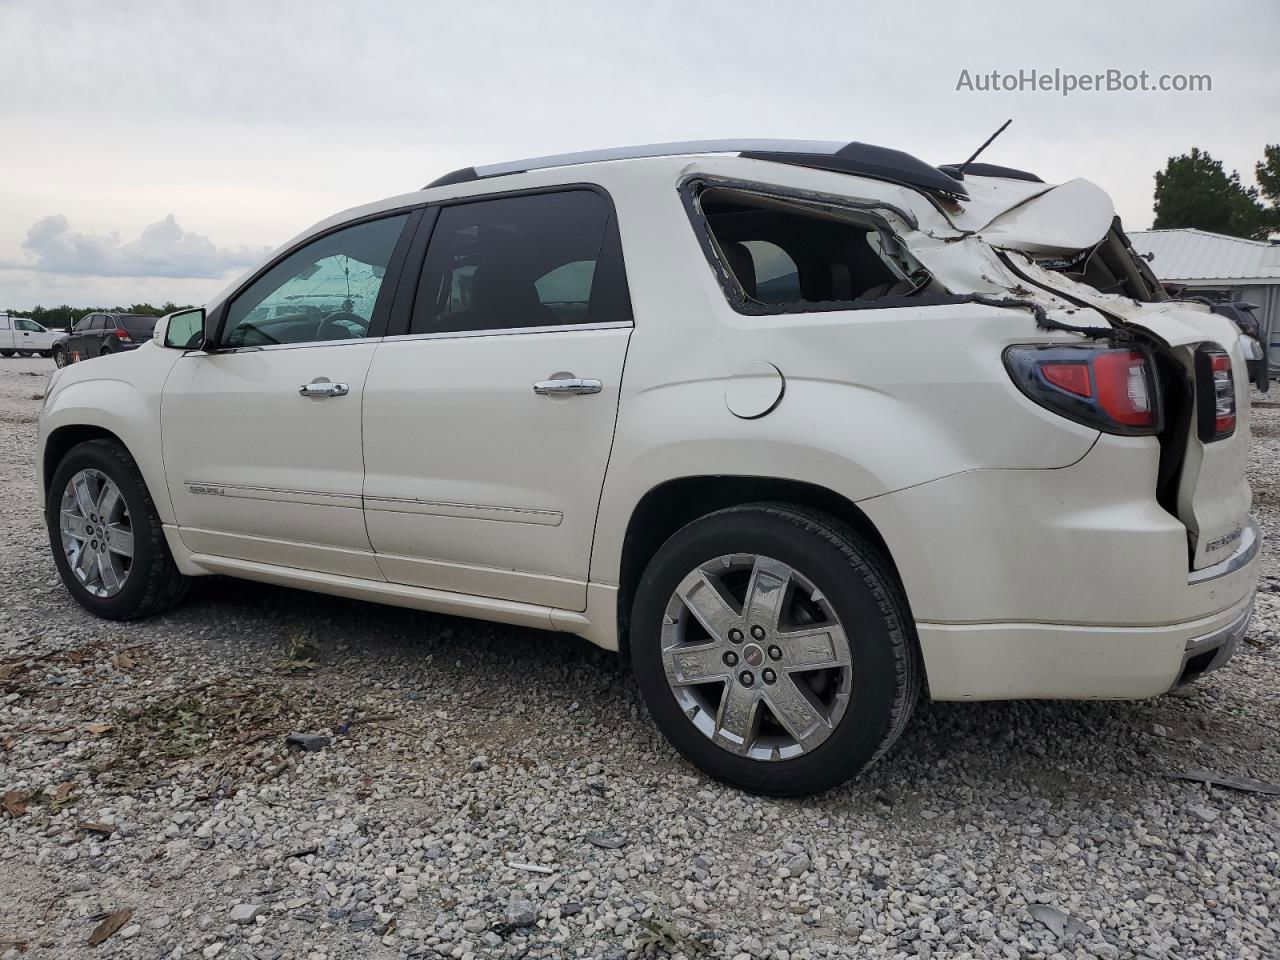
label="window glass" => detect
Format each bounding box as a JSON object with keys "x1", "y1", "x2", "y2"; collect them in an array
[
  {"x1": 15, "y1": 318, "x2": 43, "y2": 332},
  {"x1": 223, "y1": 214, "x2": 408, "y2": 347},
  {"x1": 699, "y1": 188, "x2": 939, "y2": 309},
  {"x1": 88, "y1": 315, "x2": 106, "y2": 331},
  {"x1": 412, "y1": 191, "x2": 615, "y2": 334}
]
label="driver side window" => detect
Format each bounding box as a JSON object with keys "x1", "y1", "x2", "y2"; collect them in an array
[{"x1": 222, "y1": 213, "x2": 409, "y2": 348}]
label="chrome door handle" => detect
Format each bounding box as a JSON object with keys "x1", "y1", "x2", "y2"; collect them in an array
[
  {"x1": 532, "y1": 378, "x2": 602, "y2": 396},
  {"x1": 298, "y1": 381, "x2": 349, "y2": 398}
]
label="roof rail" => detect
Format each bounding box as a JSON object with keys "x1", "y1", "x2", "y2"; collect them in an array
[{"x1": 424, "y1": 139, "x2": 970, "y2": 199}]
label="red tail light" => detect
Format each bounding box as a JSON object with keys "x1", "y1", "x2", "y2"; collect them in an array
[
  {"x1": 1195, "y1": 347, "x2": 1236, "y2": 441},
  {"x1": 113, "y1": 328, "x2": 132, "y2": 342},
  {"x1": 1004, "y1": 344, "x2": 1161, "y2": 436}
]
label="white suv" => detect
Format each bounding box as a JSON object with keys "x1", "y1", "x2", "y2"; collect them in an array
[{"x1": 37, "y1": 140, "x2": 1259, "y2": 795}]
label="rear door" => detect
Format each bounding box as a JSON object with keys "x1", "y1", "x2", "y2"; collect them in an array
[{"x1": 361, "y1": 188, "x2": 632, "y2": 610}]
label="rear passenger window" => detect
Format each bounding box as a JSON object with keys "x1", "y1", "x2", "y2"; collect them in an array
[
  {"x1": 693, "y1": 186, "x2": 942, "y2": 311},
  {"x1": 411, "y1": 190, "x2": 629, "y2": 335}
]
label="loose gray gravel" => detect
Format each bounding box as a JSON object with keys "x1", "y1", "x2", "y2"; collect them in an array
[{"x1": 1, "y1": 354, "x2": 1278, "y2": 959}]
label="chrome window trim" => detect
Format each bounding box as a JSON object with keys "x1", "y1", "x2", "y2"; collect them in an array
[
  {"x1": 1188, "y1": 517, "x2": 1260, "y2": 584},
  {"x1": 380, "y1": 320, "x2": 632, "y2": 344}
]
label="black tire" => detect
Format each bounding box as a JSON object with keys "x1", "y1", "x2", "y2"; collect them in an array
[
  {"x1": 630, "y1": 503, "x2": 921, "y2": 796},
  {"x1": 53, "y1": 347, "x2": 68, "y2": 367},
  {"x1": 47, "y1": 439, "x2": 190, "y2": 620},
  {"x1": 98, "y1": 345, "x2": 114, "y2": 358},
  {"x1": 39, "y1": 350, "x2": 52, "y2": 358},
  {"x1": 0, "y1": 350, "x2": 13, "y2": 358}
]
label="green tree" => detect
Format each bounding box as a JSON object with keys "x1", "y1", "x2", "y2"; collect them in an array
[
  {"x1": 1152, "y1": 148, "x2": 1270, "y2": 240},
  {"x1": 1256, "y1": 144, "x2": 1280, "y2": 235},
  {"x1": 5, "y1": 303, "x2": 194, "y2": 330}
]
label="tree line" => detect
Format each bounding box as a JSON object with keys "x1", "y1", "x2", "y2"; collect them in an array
[
  {"x1": 3, "y1": 303, "x2": 195, "y2": 330},
  {"x1": 1153, "y1": 144, "x2": 1280, "y2": 240}
]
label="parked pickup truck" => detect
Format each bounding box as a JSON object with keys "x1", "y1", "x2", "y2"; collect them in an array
[
  {"x1": 36, "y1": 139, "x2": 1260, "y2": 795},
  {"x1": 0, "y1": 313, "x2": 58, "y2": 357}
]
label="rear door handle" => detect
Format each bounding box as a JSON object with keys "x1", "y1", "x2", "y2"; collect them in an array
[
  {"x1": 532, "y1": 378, "x2": 602, "y2": 396},
  {"x1": 299, "y1": 381, "x2": 350, "y2": 398}
]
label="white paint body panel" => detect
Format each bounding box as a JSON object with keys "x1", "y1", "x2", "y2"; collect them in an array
[
  {"x1": 35, "y1": 152, "x2": 1259, "y2": 703},
  {"x1": 361, "y1": 325, "x2": 630, "y2": 609}
]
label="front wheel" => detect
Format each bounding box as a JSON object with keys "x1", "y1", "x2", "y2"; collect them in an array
[
  {"x1": 53, "y1": 347, "x2": 68, "y2": 367},
  {"x1": 630, "y1": 503, "x2": 921, "y2": 796},
  {"x1": 47, "y1": 439, "x2": 190, "y2": 619}
]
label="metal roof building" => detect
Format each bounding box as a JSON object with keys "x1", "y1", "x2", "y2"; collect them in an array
[{"x1": 1129, "y1": 228, "x2": 1280, "y2": 362}]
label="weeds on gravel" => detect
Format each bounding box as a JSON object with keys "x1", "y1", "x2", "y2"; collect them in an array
[
  {"x1": 102, "y1": 682, "x2": 319, "y2": 788},
  {"x1": 634, "y1": 915, "x2": 712, "y2": 956},
  {"x1": 274, "y1": 628, "x2": 319, "y2": 672}
]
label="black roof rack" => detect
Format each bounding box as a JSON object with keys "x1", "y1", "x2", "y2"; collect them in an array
[
  {"x1": 424, "y1": 139, "x2": 971, "y2": 199},
  {"x1": 936, "y1": 162, "x2": 1043, "y2": 183}
]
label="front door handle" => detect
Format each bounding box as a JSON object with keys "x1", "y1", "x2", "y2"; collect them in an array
[
  {"x1": 532, "y1": 378, "x2": 602, "y2": 397},
  {"x1": 299, "y1": 381, "x2": 350, "y2": 398}
]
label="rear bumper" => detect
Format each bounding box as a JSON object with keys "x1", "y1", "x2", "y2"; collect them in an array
[
  {"x1": 913, "y1": 588, "x2": 1255, "y2": 700},
  {"x1": 859, "y1": 434, "x2": 1260, "y2": 701}
]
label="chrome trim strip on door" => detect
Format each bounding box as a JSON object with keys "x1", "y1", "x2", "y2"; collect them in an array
[
  {"x1": 379, "y1": 320, "x2": 632, "y2": 345},
  {"x1": 362, "y1": 496, "x2": 563, "y2": 526},
  {"x1": 184, "y1": 481, "x2": 363, "y2": 509}
]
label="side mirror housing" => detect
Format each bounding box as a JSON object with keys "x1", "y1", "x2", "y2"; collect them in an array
[{"x1": 161, "y1": 308, "x2": 207, "y2": 350}]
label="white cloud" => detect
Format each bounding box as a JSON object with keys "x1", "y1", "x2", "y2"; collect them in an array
[{"x1": 2, "y1": 214, "x2": 269, "y2": 279}]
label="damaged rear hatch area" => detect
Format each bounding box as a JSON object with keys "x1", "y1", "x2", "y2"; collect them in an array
[{"x1": 967, "y1": 176, "x2": 1255, "y2": 573}]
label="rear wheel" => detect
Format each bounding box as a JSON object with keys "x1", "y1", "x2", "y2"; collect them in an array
[
  {"x1": 0, "y1": 350, "x2": 13, "y2": 358},
  {"x1": 630, "y1": 503, "x2": 921, "y2": 796},
  {"x1": 47, "y1": 439, "x2": 189, "y2": 620},
  {"x1": 98, "y1": 344, "x2": 114, "y2": 357}
]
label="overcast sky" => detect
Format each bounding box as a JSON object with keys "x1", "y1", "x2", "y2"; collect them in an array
[{"x1": 1, "y1": 0, "x2": 1277, "y2": 310}]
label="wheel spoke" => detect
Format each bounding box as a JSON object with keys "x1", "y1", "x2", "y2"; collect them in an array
[
  {"x1": 765, "y1": 674, "x2": 828, "y2": 744},
  {"x1": 72, "y1": 475, "x2": 96, "y2": 518},
  {"x1": 713, "y1": 680, "x2": 761, "y2": 754},
  {"x1": 106, "y1": 524, "x2": 134, "y2": 558},
  {"x1": 97, "y1": 552, "x2": 121, "y2": 592},
  {"x1": 743, "y1": 556, "x2": 791, "y2": 631},
  {"x1": 675, "y1": 570, "x2": 741, "y2": 640},
  {"x1": 96, "y1": 481, "x2": 121, "y2": 522},
  {"x1": 666, "y1": 642, "x2": 731, "y2": 686},
  {"x1": 60, "y1": 509, "x2": 87, "y2": 540},
  {"x1": 75, "y1": 544, "x2": 100, "y2": 582},
  {"x1": 775, "y1": 624, "x2": 852, "y2": 671}
]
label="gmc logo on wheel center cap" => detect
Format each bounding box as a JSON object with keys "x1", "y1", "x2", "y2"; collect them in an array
[{"x1": 743, "y1": 644, "x2": 765, "y2": 667}]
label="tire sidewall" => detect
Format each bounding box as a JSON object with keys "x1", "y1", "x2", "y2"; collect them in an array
[
  {"x1": 631, "y1": 509, "x2": 905, "y2": 795},
  {"x1": 47, "y1": 442, "x2": 161, "y2": 618}
]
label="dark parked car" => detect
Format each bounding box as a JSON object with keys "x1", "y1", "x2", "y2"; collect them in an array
[{"x1": 52, "y1": 313, "x2": 159, "y2": 367}]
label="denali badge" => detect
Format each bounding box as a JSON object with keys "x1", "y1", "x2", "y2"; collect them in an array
[
  {"x1": 1205, "y1": 526, "x2": 1242, "y2": 554},
  {"x1": 188, "y1": 484, "x2": 226, "y2": 496}
]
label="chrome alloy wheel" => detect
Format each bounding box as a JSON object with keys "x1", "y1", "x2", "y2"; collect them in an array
[
  {"x1": 59, "y1": 468, "x2": 134, "y2": 598},
  {"x1": 661, "y1": 554, "x2": 853, "y2": 760}
]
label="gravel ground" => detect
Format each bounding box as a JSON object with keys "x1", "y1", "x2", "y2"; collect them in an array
[{"x1": 1, "y1": 353, "x2": 1277, "y2": 960}]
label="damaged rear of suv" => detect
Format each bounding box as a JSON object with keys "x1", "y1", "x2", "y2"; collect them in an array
[{"x1": 38, "y1": 139, "x2": 1259, "y2": 795}]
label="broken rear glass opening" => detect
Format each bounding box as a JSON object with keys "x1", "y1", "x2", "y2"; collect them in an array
[{"x1": 696, "y1": 187, "x2": 943, "y2": 310}]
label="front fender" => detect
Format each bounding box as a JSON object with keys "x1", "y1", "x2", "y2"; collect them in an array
[{"x1": 38, "y1": 352, "x2": 177, "y2": 522}]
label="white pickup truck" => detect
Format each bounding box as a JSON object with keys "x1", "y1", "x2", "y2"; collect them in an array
[{"x1": 0, "y1": 314, "x2": 58, "y2": 357}]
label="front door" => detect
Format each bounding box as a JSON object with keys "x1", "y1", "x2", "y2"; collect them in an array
[
  {"x1": 162, "y1": 211, "x2": 414, "y2": 578},
  {"x1": 361, "y1": 189, "x2": 632, "y2": 610}
]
